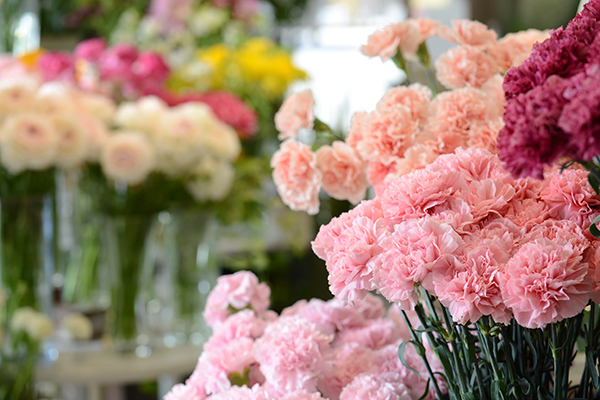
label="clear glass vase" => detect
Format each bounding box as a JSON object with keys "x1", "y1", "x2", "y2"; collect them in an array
[
  {"x1": 0, "y1": 195, "x2": 55, "y2": 400},
  {"x1": 160, "y1": 210, "x2": 219, "y2": 348}
]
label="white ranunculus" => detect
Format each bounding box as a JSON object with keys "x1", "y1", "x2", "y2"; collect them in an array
[
  {"x1": 186, "y1": 157, "x2": 235, "y2": 201},
  {"x1": 200, "y1": 118, "x2": 241, "y2": 162},
  {"x1": 115, "y1": 96, "x2": 169, "y2": 138},
  {"x1": 78, "y1": 92, "x2": 117, "y2": 123},
  {"x1": 33, "y1": 82, "x2": 77, "y2": 115},
  {"x1": 52, "y1": 114, "x2": 89, "y2": 169},
  {"x1": 79, "y1": 114, "x2": 109, "y2": 162},
  {"x1": 101, "y1": 131, "x2": 156, "y2": 185},
  {"x1": 63, "y1": 313, "x2": 93, "y2": 341},
  {"x1": 0, "y1": 77, "x2": 39, "y2": 118},
  {"x1": 0, "y1": 114, "x2": 58, "y2": 173}
]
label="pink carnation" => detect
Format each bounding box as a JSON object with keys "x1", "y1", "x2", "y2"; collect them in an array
[
  {"x1": 318, "y1": 343, "x2": 374, "y2": 399},
  {"x1": 433, "y1": 147, "x2": 508, "y2": 183},
  {"x1": 203, "y1": 271, "x2": 270, "y2": 327},
  {"x1": 271, "y1": 139, "x2": 321, "y2": 215},
  {"x1": 350, "y1": 293, "x2": 386, "y2": 321},
  {"x1": 204, "y1": 309, "x2": 267, "y2": 351},
  {"x1": 480, "y1": 75, "x2": 506, "y2": 116},
  {"x1": 317, "y1": 141, "x2": 368, "y2": 204},
  {"x1": 254, "y1": 316, "x2": 332, "y2": 397},
  {"x1": 410, "y1": 18, "x2": 440, "y2": 39},
  {"x1": 472, "y1": 217, "x2": 523, "y2": 257},
  {"x1": 346, "y1": 112, "x2": 368, "y2": 152},
  {"x1": 281, "y1": 392, "x2": 328, "y2": 400},
  {"x1": 361, "y1": 22, "x2": 422, "y2": 61},
  {"x1": 367, "y1": 160, "x2": 399, "y2": 196},
  {"x1": 376, "y1": 83, "x2": 432, "y2": 127},
  {"x1": 435, "y1": 46, "x2": 498, "y2": 89},
  {"x1": 438, "y1": 19, "x2": 498, "y2": 47},
  {"x1": 340, "y1": 373, "x2": 412, "y2": 400},
  {"x1": 460, "y1": 178, "x2": 516, "y2": 221},
  {"x1": 504, "y1": 198, "x2": 550, "y2": 229},
  {"x1": 312, "y1": 212, "x2": 354, "y2": 261},
  {"x1": 165, "y1": 384, "x2": 206, "y2": 400},
  {"x1": 521, "y1": 219, "x2": 590, "y2": 255},
  {"x1": 501, "y1": 238, "x2": 592, "y2": 329},
  {"x1": 275, "y1": 90, "x2": 315, "y2": 140},
  {"x1": 585, "y1": 240, "x2": 600, "y2": 304},
  {"x1": 372, "y1": 218, "x2": 464, "y2": 309},
  {"x1": 209, "y1": 385, "x2": 276, "y2": 400},
  {"x1": 466, "y1": 120, "x2": 503, "y2": 153},
  {"x1": 333, "y1": 319, "x2": 400, "y2": 349},
  {"x1": 391, "y1": 143, "x2": 438, "y2": 179}
]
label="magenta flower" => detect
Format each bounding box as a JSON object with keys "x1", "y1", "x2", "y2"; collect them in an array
[
  {"x1": 38, "y1": 52, "x2": 74, "y2": 82},
  {"x1": 74, "y1": 38, "x2": 107, "y2": 62}
]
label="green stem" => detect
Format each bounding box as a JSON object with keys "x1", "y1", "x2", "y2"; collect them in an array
[
  {"x1": 391, "y1": 50, "x2": 411, "y2": 84},
  {"x1": 551, "y1": 324, "x2": 564, "y2": 400}
]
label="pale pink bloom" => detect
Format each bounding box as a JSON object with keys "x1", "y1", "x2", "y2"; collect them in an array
[
  {"x1": 372, "y1": 218, "x2": 464, "y2": 309},
  {"x1": 376, "y1": 83, "x2": 432, "y2": 127},
  {"x1": 489, "y1": 29, "x2": 549, "y2": 71},
  {"x1": 433, "y1": 147, "x2": 507, "y2": 183},
  {"x1": 0, "y1": 55, "x2": 34, "y2": 81},
  {"x1": 100, "y1": 131, "x2": 155, "y2": 185},
  {"x1": 460, "y1": 178, "x2": 516, "y2": 221},
  {"x1": 479, "y1": 75, "x2": 506, "y2": 117},
  {"x1": 501, "y1": 238, "x2": 592, "y2": 329},
  {"x1": 164, "y1": 384, "x2": 206, "y2": 400},
  {"x1": 521, "y1": 219, "x2": 590, "y2": 255},
  {"x1": 504, "y1": 198, "x2": 550, "y2": 229},
  {"x1": 317, "y1": 141, "x2": 368, "y2": 204},
  {"x1": 0, "y1": 77, "x2": 38, "y2": 116},
  {"x1": 435, "y1": 46, "x2": 498, "y2": 89},
  {"x1": 472, "y1": 217, "x2": 524, "y2": 257},
  {"x1": 318, "y1": 343, "x2": 374, "y2": 399},
  {"x1": 209, "y1": 385, "x2": 276, "y2": 400},
  {"x1": 333, "y1": 319, "x2": 400, "y2": 349},
  {"x1": 254, "y1": 316, "x2": 332, "y2": 397},
  {"x1": 467, "y1": 120, "x2": 503, "y2": 153},
  {"x1": 275, "y1": 90, "x2": 315, "y2": 140},
  {"x1": 204, "y1": 309, "x2": 267, "y2": 352},
  {"x1": 438, "y1": 19, "x2": 498, "y2": 47},
  {"x1": 380, "y1": 163, "x2": 465, "y2": 225},
  {"x1": 356, "y1": 106, "x2": 418, "y2": 165},
  {"x1": 203, "y1": 271, "x2": 271, "y2": 327},
  {"x1": 346, "y1": 112, "x2": 368, "y2": 152},
  {"x1": 78, "y1": 114, "x2": 109, "y2": 162},
  {"x1": 434, "y1": 243, "x2": 511, "y2": 325},
  {"x1": 52, "y1": 114, "x2": 89, "y2": 169},
  {"x1": 312, "y1": 212, "x2": 355, "y2": 261},
  {"x1": 541, "y1": 169, "x2": 600, "y2": 229},
  {"x1": 361, "y1": 22, "x2": 422, "y2": 61},
  {"x1": 340, "y1": 373, "x2": 412, "y2": 400},
  {"x1": 271, "y1": 139, "x2": 321, "y2": 215},
  {"x1": 74, "y1": 38, "x2": 107, "y2": 62},
  {"x1": 281, "y1": 392, "x2": 328, "y2": 400},
  {"x1": 367, "y1": 160, "x2": 399, "y2": 196},
  {"x1": 350, "y1": 293, "x2": 386, "y2": 320},
  {"x1": 584, "y1": 240, "x2": 600, "y2": 304},
  {"x1": 281, "y1": 299, "x2": 340, "y2": 335},
  {"x1": 409, "y1": 18, "x2": 440, "y2": 39},
  {"x1": 427, "y1": 197, "x2": 475, "y2": 231},
  {"x1": 386, "y1": 306, "x2": 419, "y2": 342},
  {"x1": 511, "y1": 176, "x2": 544, "y2": 200},
  {"x1": 388, "y1": 144, "x2": 438, "y2": 182}
]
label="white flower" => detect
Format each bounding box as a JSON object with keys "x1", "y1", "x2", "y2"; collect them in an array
[
  {"x1": 0, "y1": 77, "x2": 39, "y2": 119},
  {"x1": 0, "y1": 114, "x2": 58, "y2": 173},
  {"x1": 63, "y1": 313, "x2": 93, "y2": 341},
  {"x1": 186, "y1": 157, "x2": 235, "y2": 201},
  {"x1": 79, "y1": 114, "x2": 109, "y2": 162},
  {"x1": 77, "y1": 92, "x2": 117, "y2": 123},
  {"x1": 100, "y1": 131, "x2": 156, "y2": 185},
  {"x1": 52, "y1": 114, "x2": 89, "y2": 169},
  {"x1": 115, "y1": 96, "x2": 169, "y2": 137},
  {"x1": 11, "y1": 307, "x2": 54, "y2": 341},
  {"x1": 33, "y1": 82, "x2": 77, "y2": 115}
]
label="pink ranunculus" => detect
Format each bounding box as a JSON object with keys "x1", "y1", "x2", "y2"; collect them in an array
[
  {"x1": 316, "y1": 141, "x2": 368, "y2": 204},
  {"x1": 38, "y1": 52, "x2": 74, "y2": 82},
  {"x1": 98, "y1": 43, "x2": 139, "y2": 83},
  {"x1": 333, "y1": 319, "x2": 400, "y2": 349},
  {"x1": 318, "y1": 342, "x2": 374, "y2": 399},
  {"x1": 435, "y1": 46, "x2": 498, "y2": 89},
  {"x1": 501, "y1": 238, "x2": 592, "y2": 329},
  {"x1": 133, "y1": 51, "x2": 170, "y2": 91},
  {"x1": 346, "y1": 111, "x2": 369, "y2": 152},
  {"x1": 438, "y1": 19, "x2": 498, "y2": 47},
  {"x1": 203, "y1": 271, "x2": 271, "y2": 327},
  {"x1": 204, "y1": 309, "x2": 267, "y2": 351},
  {"x1": 376, "y1": 83, "x2": 432, "y2": 127},
  {"x1": 271, "y1": 139, "x2": 321, "y2": 215},
  {"x1": 164, "y1": 383, "x2": 206, "y2": 400},
  {"x1": 361, "y1": 22, "x2": 422, "y2": 61},
  {"x1": 275, "y1": 90, "x2": 315, "y2": 140},
  {"x1": 254, "y1": 316, "x2": 333, "y2": 397},
  {"x1": 74, "y1": 38, "x2": 107, "y2": 62},
  {"x1": 340, "y1": 373, "x2": 413, "y2": 400},
  {"x1": 367, "y1": 160, "x2": 399, "y2": 196}
]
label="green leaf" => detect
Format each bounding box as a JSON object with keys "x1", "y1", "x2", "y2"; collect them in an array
[
  {"x1": 589, "y1": 171, "x2": 600, "y2": 195},
  {"x1": 417, "y1": 379, "x2": 431, "y2": 400},
  {"x1": 398, "y1": 341, "x2": 422, "y2": 380},
  {"x1": 590, "y1": 214, "x2": 600, "y2": 238},
  {"x1": 462, "y1": 391, "x2": 477, "y2": 400},
  {"x1": 491, "y1": 380, "x2": 506, "y2": 400},
  {"x1": 586, "y1": 347, "x2": 600, "y2": 388}
]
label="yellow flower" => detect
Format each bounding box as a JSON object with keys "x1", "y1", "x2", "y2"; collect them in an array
[{"x1": 196, "y1": 44, "x2": 231, "y2": 89}]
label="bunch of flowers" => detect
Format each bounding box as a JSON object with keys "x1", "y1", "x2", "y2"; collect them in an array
[
  {"x1": 165, "y1": 270, "x2": 446, "y2": 400},
  {"x1": 312, "y1": 147, "x2": 600, "y2": 399},
  {"x1": 498, "y1": 0, "x2": 600, "y2": 182},
  {"x1": 270, "y1": 18, "x2": 547, "y2": 215}
]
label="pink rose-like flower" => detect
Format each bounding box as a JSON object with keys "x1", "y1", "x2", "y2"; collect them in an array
[
  {"x1": 38, "y1": 52, "x2": 74, "y2": 82},
  {"x1": 254, "y1": 316, "x2": 332, "y2": 397},
  {"x1": 438, "y1": 19, "x2": 498, "y2": 47},
  {"x1": 74, "y1": 38, "x2": 107, "y2": 62},
  {"x1": 340, "y1": 373, "x2": 413, "y2": 400},
  {"x1": 435, "y1": 46, "x2": 498, "y2": 89},
  {"x1": 164, "y1": 383, "x2": 206, "y2": 400},
  {"x1": 271, "y1": 139, "x2": 321, "y2": 215},
  {"x1": 275, "y1": 90, "x2": 315, "y2": 140},
  {"x1": 203, "y1": 271, "x2": 271, "y2": 327},
  {"x1": 316, "y1": 141, "x2": 368, "y2": 204},
  {"x1": 501, "y1": 238, "x2": 592, "y2": 329},
  {"x1": 376, "y1": 83, "x2": 432, "y2": 127},
  {"x1": 361, "y1": 22, "x2": 422, "y2": 61},
  {"x1": 133, "y1": 51, "x2": 170, "y2": 91},
  {"x1": 99, "y1": 43, "x2": 139, "y2": 83}
]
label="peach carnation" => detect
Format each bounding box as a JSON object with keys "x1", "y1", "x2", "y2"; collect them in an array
[
  {"x1": 501, "y1": 238, "x2": 592, "y2": 329},
  {"x1": 438, "y1": 19, "x2": 498, "y2": 47},
  {"x1": 271, "y1": 139, "x2": 321, "y2": 215},
  {"x1": 275, "y1": 90, "x2": 315, "y2": 140},
  {"x1": 100, "y1": 131, "x2": 155, "y2": 185},
  {"x1": 361, "y1": 22, "x2": 422, "y2": 61},
  {"x1": 376, "y1": 83, "x2": 432, "y2": 127},
  {"x1": 410, "y1": 18, "x2": 440, "y2": 39},
  {"x1": 316, "y1": 141, "x2": 368, "y2": 204},
  {"x1": 435, "y1": 46, "x2": 498, "y2": 89},
  {"x1": 367, "y1": 160, "x2": 399, "y2": 196}
]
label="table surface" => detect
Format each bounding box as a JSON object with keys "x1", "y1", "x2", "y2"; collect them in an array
[{"x1": 36, "y1": 344, "x2": 201, "y2": 385}]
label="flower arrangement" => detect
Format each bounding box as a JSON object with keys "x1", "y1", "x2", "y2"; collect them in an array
[
  {"x1": 165, "y1": 270, "x2": 446, "y2": 400},
  {"x1": 271, "y1": 20, "x2": 547, "y2": 215}
]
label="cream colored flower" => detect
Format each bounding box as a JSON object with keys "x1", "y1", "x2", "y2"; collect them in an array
[
  {"x1": 63, "y1": 313, "x2": 93, "y2": 341},
  {"x1": 101, "y1": 131, "x2": 156, "y2": 185},
  {"x1": 11, "y1": 307, "x2": 54, "y2": 341},
  {"x1": 77, "y1": 92, "x2": 117, "y2": 123},
  {"x1": 33, "y1": 82, "x2": 77, "y2": 115},
  {"x1": 0, "y1": 77, "x2": 39, "y2": 118},
  {"x1": 79, "y1": 114, "x2": 109, "y2": 162},
  {"x1": 52, "y1": 114, "x2": 89, "y2": 169},
  {"x1": 115, "y1": 96, "x2": 168, "y2": 137},
  {"x1": 186, "y1": 157, "x2": 235, "y2": 201},
  {"x1": 0, "y1": 114, "x2": 58, "y2": 173}
]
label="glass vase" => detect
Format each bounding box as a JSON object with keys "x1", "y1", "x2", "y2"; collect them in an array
[
  {"x1": 0, "y1": 195, "x2": 55, "y2": 400},
  {"x1": 162, "y1": 210, "x2": 219, "y2": 347},
  {"x1": 103, "y1": 213, "x2": 154, "y2": 353}
]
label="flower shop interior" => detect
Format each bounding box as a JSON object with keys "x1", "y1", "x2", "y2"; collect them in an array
[{"x1": 3, "y1": 0, "x2": 600, "y2": 399}]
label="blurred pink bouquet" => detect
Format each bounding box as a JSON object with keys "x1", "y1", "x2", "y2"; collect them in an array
[
  {"x1": 270, "y1": 18, "x2": 548, "y2": 215},
  {"x1": 165, "y1": 271, "x2": 446, "y2": 400}
]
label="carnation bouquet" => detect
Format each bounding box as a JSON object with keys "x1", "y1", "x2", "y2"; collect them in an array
[{"x1": 267, "y1": 11, "x2": 600, "y2": 400}]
